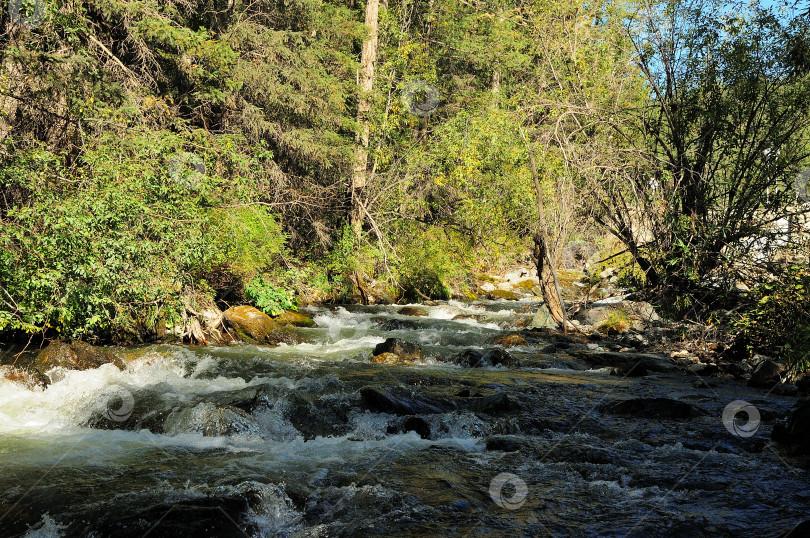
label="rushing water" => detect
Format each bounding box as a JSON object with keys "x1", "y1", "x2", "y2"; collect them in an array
[{"x1": 1, "y1": 300, "x2": 808, "y2": 537}]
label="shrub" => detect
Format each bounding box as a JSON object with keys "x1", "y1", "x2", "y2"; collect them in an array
[
  {"x1": 244, "y1": 277, "x2": 297, "y2": 317},
  {"x1": 733, "y1": 265, "x2": 810, "y2": 375}
]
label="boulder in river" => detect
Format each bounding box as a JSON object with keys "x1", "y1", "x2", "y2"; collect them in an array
[
  {"x1": 601, "y1": 398, "x2": 699, "y2": 419},
  {"x1": 771, "y1": 398, "x2": 810, "y2": 455},
  {"x1": 489, "y1": 289, "x2": 519, "y2": 300},
  {"x1": 747, "y1": 358, "x2": 784, "y2": 388},
  {"x1": 449, "y1": 348, "x2": 520, "y2": 368},
  {"x1": 493, "y1": 333, "x2": 528, "y2": 347},
  {"x1": 0, "y1": 365, "x2": 49, "y2": 389},
  {"x1": 223, "y1": 305, "x2": 296, "y2": 345},
  {"x1": 35, "y1": 340, "x2": 125, "y2": 371},
  {"x1": 373, "y1": 338, "x2": 422, "y2": 362},
  {"x1": 359, "y1": 387, "x2": 450, "y2": 415},
  {"x1": 163, "y1": 402, "x2": 256, "y2": 436},
  {"x1": 273, "y1": 310, "x2": 315, "y2": 327},
  {"x1": 388, "y1": 416, "x2": 431, "y2": 439},
  {"x1": 371, "y1": 352, "x2": 414, "y2": 366},
  {"x1": 398, "y1": 306, "x2": 427, "y2": 317}
]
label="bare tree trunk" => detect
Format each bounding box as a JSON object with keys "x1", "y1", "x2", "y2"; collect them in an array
[
  {"x1": 523, "y1": 128, "x2": 569, "y2": 332},
  {"x1": 351, "y1": 0, "x2": 379, "y2": 234}
]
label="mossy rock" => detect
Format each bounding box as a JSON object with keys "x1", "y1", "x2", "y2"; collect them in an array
[
  {"x1": 489, "y1": 289, "x2": 519, "y2": 300},
  {"x1": 493, "y1": 333, "x2": 528, "y2": 347},
  {"x1": 596, "y1": 309, "x2": 632, "y2": 335},
  {"x1": 273, "y1": 310, "x2": 316, "y2": 328},
  {"x1": 35, "y1": 341, "x2": 125, "y2": 371},
  {"x1": 224, "y1": 305, "x2": 297, "y2": 345},
  {"x1": 398, "y1": 306, "x2": 427, "y2": 317},
  {"x1": 371, "y1": 352, "x2": 414, "y2": 366},
  {"x1": 515, "y1": 279, "x2": 536, "y2": 290}
]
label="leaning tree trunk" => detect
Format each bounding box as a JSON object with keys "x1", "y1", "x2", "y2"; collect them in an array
[
  {"x1": 522, "y1": 128, "x2": 569, "y2": 332},
  {"x1": 351, "y1": 0, "x2": 379, "y2": 234}
]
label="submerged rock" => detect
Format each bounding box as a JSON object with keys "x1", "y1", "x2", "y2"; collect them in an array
[
  {"x1": 163, "y1": 402, "x2": 256, "y2": 436},
  {"x1": 273, "y1": 310, "x2": 315, "y2": 327},
  {"x1": 493, "y1": 333, "x2": 528, "y2": 347},
  {"x1": 359, "y1": 387, "x2": 450, "y2": 415},
  {"x1": 34, "y1": 340, "x2": 125, "y2": 372},
  {"x1": 223, "y1": 305, "x2": 295, "y2": 345},
  {"x1": 460, "y1": 392, "x2": 513, "y2": 414},
  {"x1": 449, "y1": 348, "x2": 520, "y2": 368},
  {"x1": 398, "y1": 306, "x2": 427, "y2": 317},
  {"x1": 601, "y1": 398, "x2": 698, "y2": 419},
  {"x1": 373, "y1": 338, "x2": 422, "y2": 362}
]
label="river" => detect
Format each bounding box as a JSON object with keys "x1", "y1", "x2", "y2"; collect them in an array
[{"x1": 0, "y1": 300, "x2": 807, "y2": 536}]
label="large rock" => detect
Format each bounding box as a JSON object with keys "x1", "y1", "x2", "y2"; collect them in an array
[
  {"x1": 163, "y1": 402, "x2": 256, "y2": 436},
  {"x1": 489, "y1": 289, "x2": 519, "y2": 300},
  {"x1": 0, "y1": 365, "x2": 49, "y2": 389},
  {"x1": 747, "y1": 359, "x2": 784, "y2": 388},
  {"x1": 373, "y1": 338, "x2": 422, "y2": 361},
  {"x1": 35, "y1": 341, "x2": 125, "y2": 371},
  {"x1": 573, "y1": 301, "x2": 661, "y2": 330},
  {"x1": 398, "y1": 306, "x2": 427, "y2": 317},
  {"x1": 371, "y1": 352, "x2": 413, "y2": 366},
  {"x1": 273, "y1": 310, "x2": 315, "y2": 328},
  {"x1": 493, "y1": 334, "x2": 528, "y2": 347},
  {"x1": 771, "y1": 398, "x2": 810, "y2": 455},
  {"x1": 602, "y1": 398, "x2": 699, "y2": 419},
  {"x1": 223, "y1": 305, "x2": 295, "y2": 345},
  {"x1": 567, "y1": 349, "x2": 674, "y2": 374},
  {"x1": 449, "y1": 348, "x2": 520, "y2": 368},
  {"x1": 359, "y1": 387, "x2": 450, "y2": 415},
  {"x1": 460, "y1": 392, "x2": 513, "y2": 414}
]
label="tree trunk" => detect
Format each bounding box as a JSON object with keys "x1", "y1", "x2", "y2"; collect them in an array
[
  {"x1": 351, "y1": 0, "x2": 379, "y2": 234},
  {"x1": 522, "y1": 128, "x2": 569, "y2": 332}
]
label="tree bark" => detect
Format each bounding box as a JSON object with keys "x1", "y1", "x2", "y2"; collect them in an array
[
  {"x1": 523, "y1": 128, "x2": 568, "y2": 332},
  {"x1": 351, "y1": 0, "x2": 379, "y2": 234}
]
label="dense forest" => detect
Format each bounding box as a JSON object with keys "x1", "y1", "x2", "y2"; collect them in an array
[{"x1": 1, "y1": 0, "x2": 809, "y2": 369}]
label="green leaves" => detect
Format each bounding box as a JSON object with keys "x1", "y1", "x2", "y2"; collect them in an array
[
  {"x1": 734, "y1": 265, "x2": 810, "y2": 374},
  {"x1": 244, "y1": 277, "x2": 297, "y2": 317}
]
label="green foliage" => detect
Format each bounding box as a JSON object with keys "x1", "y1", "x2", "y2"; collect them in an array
[
  {"x1": 598, "y1": 309, "x2": 632, "y2": 335},
  {"x1": 244, "y1": 276, "x2": 297, "y2": 317},
  {"x1": 395, "y1": 226, "x2": 472, "y2": 301},
  {"x1": 733, "y1": 265, "x2": 810, "y2": 374}
]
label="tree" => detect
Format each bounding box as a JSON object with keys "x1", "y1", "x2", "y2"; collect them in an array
[
  {"x1": 352, "y1": 0, "x2": 380, "y2": 234},
  {"x1": 558, "y1": 0, "x2": 810, "y2": 315}
]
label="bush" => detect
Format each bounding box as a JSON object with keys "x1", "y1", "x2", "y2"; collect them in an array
[
  {"x1": 244, "y1": 277, "x2": 297, "y2": 317},
  {"x1": 733, "y1": 265, "x2": 810, "y2": 375},
  {"x1": 0, "y1": 132, "x2": 291, "y2": 342}
]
